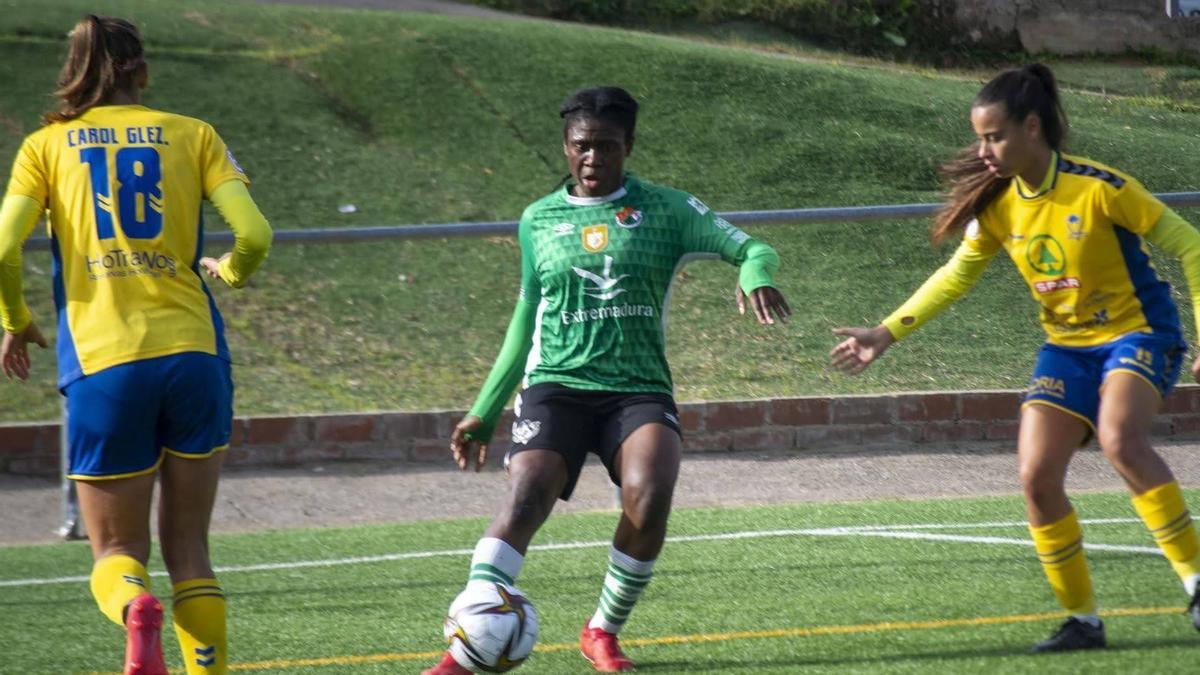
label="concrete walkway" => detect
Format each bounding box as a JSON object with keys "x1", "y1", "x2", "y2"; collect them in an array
[{"x1": 8, "y1": 440, "x2": 1200, "y2": 546}]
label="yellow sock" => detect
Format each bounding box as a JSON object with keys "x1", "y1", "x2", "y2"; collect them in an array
[
  {"x1": 172, "y1": 578, "x2": 228, "y2": 674},
  {"x1": 1132, "y1": 481, "x2": 1200, "y2": 585},
  {"x1": 1029, "y1": 511, "x2": 1096, "y2": 615},
  {"x1": 89, "y1": 554, "x2": 151, "y2": 627}
]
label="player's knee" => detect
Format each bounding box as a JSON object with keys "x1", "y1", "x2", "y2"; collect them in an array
[
  {"x1": 1019, "y1": 462, "x2": 1063, "y2": 506},
  {"x1": 499, "y1": 481, "x2": 557, "y2": 531},
  {"x1": 621, "y1": 478, "x2": 674, "y2": 530},
  {"x1": 1097, "y1": 426, "x2": 1150, "y2": 469}
]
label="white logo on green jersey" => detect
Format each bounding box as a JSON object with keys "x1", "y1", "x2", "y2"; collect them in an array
[
  {"x1": 553, "y1": 222, "x2": 575, "y2": 237},
  {"x1": 572, "y1": 255, "x2": 629, "y2": 300}
]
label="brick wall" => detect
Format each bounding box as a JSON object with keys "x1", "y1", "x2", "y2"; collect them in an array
[{"x1": 5, "y1": 385, "x2": 1200, "y2": 476}]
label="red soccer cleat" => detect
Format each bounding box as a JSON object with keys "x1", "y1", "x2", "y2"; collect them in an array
[
  {"x1": 580, "y1": 621, "x2": 635, "y2": 672},
  {"x1": 421, "y1": 651, "x2": 473, "y2": 675},
  {"x1": 123, "y1": 593, "x2": 166, "y2": 675}
]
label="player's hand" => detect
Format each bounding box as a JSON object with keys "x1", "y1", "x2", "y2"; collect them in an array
[
  {"x1": 1, "y1": 321, "x2": 48, "y2": 381},
  {"x1": 736, "y1": 283, "x2": 791, "y2": 325},
  {"x1": 1191, "y1": 352, "x2": 1200, "y2": 384},
  {"x1": 199, "y1": 252, "x2": 231, "y2": 280},
  {"x1": 830, "y1": 325, "x2": 895, "y2": 375},
  {"x1": 450, "y1": 415, "x2": 489, "y2": 472}
]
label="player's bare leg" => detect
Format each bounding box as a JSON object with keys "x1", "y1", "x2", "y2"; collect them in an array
[
  {"x1": 424, "y1": 451, "x2": 567, "y2": 675},
  {"x1": 582, "y1": 423, "x2": 681, "y2": 672},
  {"x1": 160, "y1": 451, "x2": 228, "y2": 674},
  {"x1": 484, "y1": 449, "x2": 569, "y2": 553},
  {"x1": 76, "y1": 472, "x2": 165, "y2": 674},
  {"x1": 1019, "y1": 404, "x2": 1105, "y2": 652},
  {"x1": 1100, "y1": 373, "x2": 1200, "y2": 630}
]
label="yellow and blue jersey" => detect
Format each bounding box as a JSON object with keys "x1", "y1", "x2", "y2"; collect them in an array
[
  {"x1": 4, "y1": 104, "x2": 248, "y2": 387},
  {"x1": 966, "y1": 152, "x2": 1179, "y2": 347}
]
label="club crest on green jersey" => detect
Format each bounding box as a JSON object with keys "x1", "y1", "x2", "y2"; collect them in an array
[
  {"x1": 582, "y1": 224, "x2": 609, "y2": 253},
  {"x1": 615, "y1": 206, "x2": 643, "y2": 229}
]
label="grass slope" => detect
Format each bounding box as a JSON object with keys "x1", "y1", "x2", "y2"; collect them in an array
[
  {"x1": 1, "y1": 491, "x2": 1198, "y2": 673},
  {"x1": 0, "y1": 0, "x2": 1198, "y2": 420}
]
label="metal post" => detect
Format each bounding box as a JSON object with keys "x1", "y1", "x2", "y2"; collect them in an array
[{"x1": 57, "y1": 400, "x2": 85, "y2": 540}]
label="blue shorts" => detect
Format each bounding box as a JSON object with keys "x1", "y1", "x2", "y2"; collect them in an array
[
  {"x1": 1024, "y1": 333, "x2": 1185, "y2": 434},
  {"x1": 65, "y1": 352, "x2": 233, "y2": 480}
]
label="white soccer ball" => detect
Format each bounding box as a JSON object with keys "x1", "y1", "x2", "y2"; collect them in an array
[{"x1": 443, "y1": 582, "x2": 539, "y2": 673}]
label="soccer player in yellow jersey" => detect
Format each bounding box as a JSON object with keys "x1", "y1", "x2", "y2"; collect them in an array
[
  {"x1": 0, "y1": 16, "x2": 271, "y2": 675},
  {"x1": 832, "y1": 63, "x2": 1200, "y2": 652}
]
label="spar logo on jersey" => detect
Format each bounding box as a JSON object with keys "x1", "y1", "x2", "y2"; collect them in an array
[
  {"x1": 1067, "y1": 214, "x2": 1086, "y2": 240},
  {"x1": 572, "y1": 255, "x2": 628, "y2": 300},
  {"x1": 582, "y1": 224, "x2": 609, "y2": 252},
  {"x1": 1026, "y1": 234, "x2": 1066, "y2": 276},
  {"x1": 615, "y1": 206, "x2": 643, "y2": 229},
  {"x1": 1034, "y1": 277, "x2": 1080, "y2": 294}
]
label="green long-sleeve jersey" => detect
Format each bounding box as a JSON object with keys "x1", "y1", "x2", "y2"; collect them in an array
[{"x1": 467, "y1": 174, "x2": 779, "y2": 440}]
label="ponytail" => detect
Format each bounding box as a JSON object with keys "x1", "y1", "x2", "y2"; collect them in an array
[
  {"x1": 930, "y1": 63, "x2": 1068, "y2": 246},
  {"x1": 43, "y1": 15, "x2": 144, "y2": 124},
  {"x1": 931, "y1": 147, "x2": 1010, "y2": 246}
]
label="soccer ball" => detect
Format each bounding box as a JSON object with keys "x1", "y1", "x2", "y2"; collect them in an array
[{"x1": 443, "y1": 582, "x2": 539, "y2": 673}]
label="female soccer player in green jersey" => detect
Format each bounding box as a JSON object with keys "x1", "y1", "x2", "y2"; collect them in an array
[
  {"x1": 0, "y1": 16, "x2": 271, "y2": 674},
  {"x1": 831, "y1": 63, "x2": 1200, "y2": 652},
  {"x1": 422, "y1": 86, "x2": 790, "y2": 674}
]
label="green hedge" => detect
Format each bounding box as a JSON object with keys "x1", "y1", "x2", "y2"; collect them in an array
[{"x1": 467, "y1": 0, "x2": 974, "y2": 56}]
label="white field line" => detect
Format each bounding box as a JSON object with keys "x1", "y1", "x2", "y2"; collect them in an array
[
  {"x1": 0, "y1": 517, "x2": 1155, "y2": 589},
  {"x1": 810, "y1": 529, "x2": 1162, "y2": 555}
]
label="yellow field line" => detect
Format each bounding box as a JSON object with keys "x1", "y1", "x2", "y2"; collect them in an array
[{"x1": 84, "y1": 605, "x2": 1184, "y2": 674}]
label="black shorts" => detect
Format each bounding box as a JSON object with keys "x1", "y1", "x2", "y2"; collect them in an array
[{"x1": 505, "y1": 383, "x2": 681, "y2": 500}]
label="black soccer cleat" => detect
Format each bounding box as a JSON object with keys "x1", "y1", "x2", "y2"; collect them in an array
[
  {"x1": 1031, "y1": 617, "x2": 1106, "y2": 653},
  {"x1": 1188, "y1": 587, "x2": 1200, "y2": 632}
]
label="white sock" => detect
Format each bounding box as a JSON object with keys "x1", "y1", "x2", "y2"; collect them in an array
[
  {"x1": 466, "y1": 537, "x2": 524, "y2": 588},
  {"x1": 1185, "y1": 573, "x2": 1200, "y2": 597},
  {"x1": 588, "y1": 546, "x2": 656, "y2": 634}
]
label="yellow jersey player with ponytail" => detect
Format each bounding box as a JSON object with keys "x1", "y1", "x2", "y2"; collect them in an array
[
  {"x1": 0, "y1": 16, "x2": 271, "y2": 675},
  {"x1": 831, "y1": 64, "x2": 1200, "y2": 652}
]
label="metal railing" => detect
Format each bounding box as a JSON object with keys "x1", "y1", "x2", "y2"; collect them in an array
[{"x1": 27, "y1": 192, "x2": 1200, "y2": 251}]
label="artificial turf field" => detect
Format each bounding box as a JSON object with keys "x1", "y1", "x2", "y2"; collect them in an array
[{"x1": 3, "y1": 490, "x2": 1199, "y2": 674}]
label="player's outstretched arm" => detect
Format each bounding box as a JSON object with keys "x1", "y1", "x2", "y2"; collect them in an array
[
  {"x1": 830, "y1": 237, "x2": 995, "y2": 375},
  {"x1": 731, "y1": 239, "x2": 789, "y2": 325},
  {"x1": 200, "y1": 180, "x2": 272, "y2": 287},
  {"x1": 735, "y1": 281, "x2": 791, "y2": 325},
  {"x1": 830, "y1": 325, "x2": 896, "y2": 375}
]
